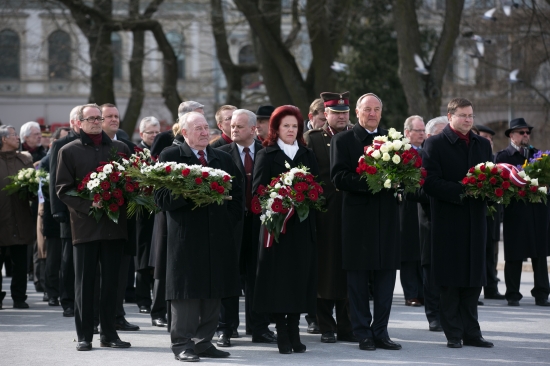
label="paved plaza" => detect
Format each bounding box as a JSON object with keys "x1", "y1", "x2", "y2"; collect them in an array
[{"x1": 1, "y1": 266, "x2": 549, "y2": 366}]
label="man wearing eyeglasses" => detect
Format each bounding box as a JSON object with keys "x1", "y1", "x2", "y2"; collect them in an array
[
  {"x1": 210, "y1": 105, "x2": 237, "y2": 148},
  {"x1": 56, "y1": 103, "x2": 132, "y2": 351},
  {"x1": 422, "y1": 98, "x2": 494, "y2": 349},
  {"x1": 495, "y1": 118, "x2": 550, "y2": 308}
]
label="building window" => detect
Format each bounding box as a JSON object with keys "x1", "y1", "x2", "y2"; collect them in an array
[
  {"x1": 48, "y1": 30, "x2": 71, "y2": 79},
  {"x1": 238, "y1": 45, "x2": 259, "y2": 88},
  {"x1": 0, "y1": 29, "x2": 20, "y2": 80},
  {"x1": 112, "y1": 32, "x2": 122, "y2": 80},
  {"x1": 166, "y1": 32, "x2": 186, "y2": 80}
]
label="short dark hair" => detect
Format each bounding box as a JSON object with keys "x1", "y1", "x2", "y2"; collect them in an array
[
  {"x1": 447, "y1": 98, "x2": 473, "y2": 115},
  {"x1": 77, "y1": 103, "x2": 101, "y2": 121},
  {"x1": 263, "y1": 105, "x2": 305, "y2": 147},
  {"x1": 52, "y1": 127, "x2": 70, "y2": 140}
]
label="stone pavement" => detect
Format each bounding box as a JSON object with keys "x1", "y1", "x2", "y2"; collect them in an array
[{"x1": 1, "y1": 267, "x2": 549, "y2": 366}]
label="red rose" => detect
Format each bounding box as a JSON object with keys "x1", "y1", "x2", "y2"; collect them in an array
[
  {"x1": 518, "y1": 190, "x2": 526, "y2": 197},
  {"x1": 112, "y1": 188, "x2": 122, "y2": 199},
  {"x1": 403, "y1": 158, "x2": 410, "y2": 165},
  {"x1": 366, "y1": 165, "x2": 377, "y2": 175},
  {"x1": 181, "y1": 168, "x2": 190, "y2": 177},
  {"x1": 477, "y1": 182, "x2": 483, "y2": 188},
  {"x1": 356, "y1": 167, "x2": 362, "y2": 174},
  {"x1": 480, "y1": 164, "x2": 486, "y2": 172},
  {"x1": 413, "y1": 159, "x2": 422, "y2": 168},
  {"x1": 495, "y1": 188, "x2": 504, "y2": 197},
  {"x1": 502, "y1": 181, "x2": 510, "y2": 189},
  {"x1": 210, "y1": 181, "x2": 219, "y2": 190},
  {"x1": 195, "y1": 177, "x2": 203, "y2": 185},
  {"x1": 217, "y1": 186, "x2": 225, "y2": 194},
  {"x1": 295, "y1": 193, "x2": 305, "y2": 202},
  {"x1": 489, "y1": 177, "x2": 497, "y2": 185},
  {"x1": 491, "y1": 167, "x2": 498, "y2": 174},
  {"x1": 421, "y1": 168, "x2": 427, "y2": 178},
  {"x1": 108, "y1": 203, "x2": 119, "y2": 212},
  {"x1": 117, "y1": 197, "x2": 124, "y2": 206},
  {"x1": 468, "y1": 176, "x2": 476, "y2": 184},
  {"x1": 271, "y1": 198, "x2": 283, "y2": 213},
  {"x1": 359, "y1": 157, "x2": 365, "y2": 164},
  {"x1": 307, "y1": 189, "x2": 318, "y2": 201},
  {"x1": 125, "y1": 183, "x2": 134, "y2": 192},
  {"x1": 419, "y1": 178, "x2": 425, "y2": 186},
  {"x1": 109, "y1": 173, "x2": 119, "y2": 182},
  {"x1": 501, "y1": 170, "x2": 510, "y2": 180},
  {"x1": 462, "y1": 177, "x2": 469, "y2": 185},
  {"x1": 469, "y1": 167, "x2": 475, "y2": 174},
  {"x1": 78, "y1": 182, "x2": 85, "y2": 191},
  {"x1": 102, "y1": 191, "x2": 111, "y2": 201},
  {"x1": 478, "y1": 173, "x2": 486, "y2": 181},
  {"x1": 100, "y1": 181, "x2": 110, "y2": 190},
  {"x1": 223, "y1": 175, "x2": 231, "y2": 182},
  {"x1": 202, "y1": 171, "x2": 209, "y2": 178},
  {"x1": 530, "y1": 185, "x2": 538, "y2": 192},
  {"x1": 93, "y1": 194, "x2": 101, "y2": 202},
  {"x1": 165, "y1": 166, "x2": 172, "y2": 173}
]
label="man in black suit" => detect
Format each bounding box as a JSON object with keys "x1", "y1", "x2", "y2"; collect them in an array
[
  {"x1": 210, "y1": 105, "x2": 237, "y2": 148},
  {"x1": 330, "y1": 93, "x2": 402, "y2": 351},
  {"x1": 216, "y1": 109, "x2": 276, "y2": 347},
  {"x1": 155, "y1": 112, "x2": 243, "y2": 362},
  {"x1": 423, "y1": 98, "x2": 494, "y2": 348},
  {"x1": 49, "y1": 105, "x2": 81, "y2": 317}
]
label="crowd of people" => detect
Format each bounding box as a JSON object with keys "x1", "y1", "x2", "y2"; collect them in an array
[{"x1": 0, "y1": 92, "x2": 548, "y2": 362}]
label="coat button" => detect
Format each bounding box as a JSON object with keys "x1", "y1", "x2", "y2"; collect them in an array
[{"x1": 327, "y1": 143, "x2": 330, "y2": 146}]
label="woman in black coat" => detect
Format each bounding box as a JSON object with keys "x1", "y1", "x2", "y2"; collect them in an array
[{"x1": 252, "y1": 105, "x2": 319, "y2": 354}]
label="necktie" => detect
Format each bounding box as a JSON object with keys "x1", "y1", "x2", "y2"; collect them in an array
[
  {"x1": 198, "y1": 150, "x2": 207, "y2": 167},
  {"x1": 243, "y1": 147, "x2": 253, "y2": 211}
]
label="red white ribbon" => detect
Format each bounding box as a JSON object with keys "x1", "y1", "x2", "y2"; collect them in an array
[
  {"x1": 263, "y1": 206, "x2": 295, "y2": 248},
  {"x1": 496, "y1": 163, "x2": 527, "y2": 187}
]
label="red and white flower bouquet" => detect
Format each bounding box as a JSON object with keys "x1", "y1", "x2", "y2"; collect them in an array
[{"x1": 251, "y1": 162, "x2": 325, "y2": 246}]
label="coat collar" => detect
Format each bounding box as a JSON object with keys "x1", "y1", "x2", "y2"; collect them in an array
[
  {"x1": 79, "y1": 131, "x2": 112, "y2": 146},
  {"x1": 442, "y1": 124, "x2": 483, "y2": 146},
  {"x1": 265, "y1": 142, "x2": 308, "y2": 167},
  {"x1": 352, "y1": 122, "x2": 387, "y2": 142},
  {"x1": 179, "y1": 142, "x2": 220, "y2": 165}
]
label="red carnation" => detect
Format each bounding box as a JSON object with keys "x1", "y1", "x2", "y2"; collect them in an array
[
  {"x1": 270, "y1": 179, "x2": 278, "y2": 187},
  {"x1": 489, "y1": 177, "x2": 497, "y2": 185},
  {"x1": 117, "y1": 152, "x2": 128, "y2": 159},
  {"x1": 165, "y1": 166, "x2": 172, "y2": 173},
  {"x1": 125, "y1": 183, "x2": 134, "y2": 192},
  {"x1": 502, "y1": 181, "x2": 510, "y2": 189},
  {"x1": 117, "y1": 197, "x2": 124, "y2": 206},
  {"x1": 93, "y1": 194, "x2": 101, "y2": 202},
  {"x1": 307, "y1": 189, "x2": 318, "y2": 201},
  {"x1": 359, "y1": 157, "x2": 365, "y2": 164},
  {"x1": 217, "y1": 186, "x2": 225, "y2": 194},
  {"x1": 182, "y1": 168, "x2": 190, "y2": 177},
  {"x1": 210, "y1": 181, "x2": 219, "y2": 190},
  {"x1": 202, "y1": 171, "x2": 209, "y2": 178},
  {"x1": 112, "y1": 188, "x2": 122, "y2": 199},
  {"x1": 356, "y1": 167, "x2": 362, "y2": 174},
  {"x1": 195, "y1": 177, "x2": 203, "y2": 185},
  {"x1": 223, "y1": 175, "x2": 230, "y2": 182},
  {"x1": 102, "y1": 191, "x2": 111, "y2": 201},
  {"x1": 96, "y1": 166, "x2": 104, "y2": 172},
  {"x1": 518, "y1": 189, "x2": 526, "y2": 197},
  {"x1": 100, "y1": 181, "x2": 110, "y2": 190},
  {"x1": 295, "y1": 172, "x2": 304, "y2": 178},
  {"x1": 495, "y1": 188, "x2": 504, "y2": 197},
  {"x1": 110, "y1": 173, "x2": 120, "y2": 182},
  {"x1": 108, "y1": 203, "x2": 119, "y2": 212},
  {"x1": 295, "y1": 193, "x2": 305, "y2": 202}
]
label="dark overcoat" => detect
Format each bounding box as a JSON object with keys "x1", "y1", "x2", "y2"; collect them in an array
[
  {"x1": 252, "y1": 143, "x2": 319, "y2": 314},
  {"x1": 304, "y1": 125, "x2": 347, "y2": 299},
  {"x1": 422, "y1": 125, "x2": 492, "y2": 287},
  {"x1": 116, "y1": 135, "x2": 137, "y2": 256},
  {"x1": 210, "y1": 136, "x2": 229, "y2": 149},
  {"x1": 330, "y1": 123, "x2": 401, "y2": 271},
  {"x1": 135, "y1": 140, "x2": 156, "y2": 271},
  {"x1": 154, "y1": 143, "x2": 243, "y2": 300},
  {"x1": 39, "y1": 153, "x2": 60, "y2": 238},
  {"x1": 399, "y1": 197, "x2": 421, "y2": 262},
  {"x1": 495, "y1": 145, "x2": 549, "y2": 260},
  {"x1": 56, "y1": 132, "x2": 131, "y2": 245}
]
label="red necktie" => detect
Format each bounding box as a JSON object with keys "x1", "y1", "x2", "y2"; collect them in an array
[
  {"x1": 243, "y1": 147, "x2": 253, "y2": 210},
  {"x1": 198, "y1": 150, "x2": 207, "y2": 167}
]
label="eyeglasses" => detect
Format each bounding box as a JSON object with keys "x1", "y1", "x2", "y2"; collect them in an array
[
  {"x1": 453, "y1": 114, "x2": 475, "y2": 120},
  {"x1": 411, "y1": 129, "x2": 425, "y2": 133},
  {"x1": 514, "y1": 130, "x2": 530, "y2": 135},
  {"x1": 80, "y1": 116, "x2": 104, "y2": 123},
  {"x1": 6, "y1": 133, "x2": 19, "y2": 138},
  {"x1": 142, "y1": 131, "x2": 160, "y2": 135},
  {"x1": 223, "y1": 117, "x2": 232, "y2": 122}
]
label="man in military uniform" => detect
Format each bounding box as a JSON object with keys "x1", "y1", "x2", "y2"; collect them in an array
[{"x1": 304, "y1": 92, "x2": 355, "y2": 344}]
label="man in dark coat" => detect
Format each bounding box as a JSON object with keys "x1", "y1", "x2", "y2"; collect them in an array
[
  {"x1": 495, "y1": 117, "x2": 550, "y2": 307},
  {"x1": 423, "y1": 98, "x2": 493, "y2": 349},
  {"x1": 155, "y1": 112, "x2": 243, "y2": 362},
  {"x1": 216, "y1": 109, "x2": 276, "y2": 347},
  {"x1": 330, "y1": 93, "x2": 402, "y2": 351},
  {"x1": 304, "y1": 91, "x2": 355, "y2": 344},
  {"x1": 57, "y1": 103, "x2": 131, "y2": 351},
  {"x1": 49, "y1": 105, "x2": 81, "y2": 317},
  {"x1": 209, "y1": 105, "x2": 237, "y2": 148}
]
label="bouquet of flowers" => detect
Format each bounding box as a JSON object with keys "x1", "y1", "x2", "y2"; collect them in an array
[
  {"x1": 520, "y1": 150, "x2": 550, "y2": 187},
  {"x1": 251, "y1": 162, "x2": 325, "y2": 247},
  {"x1": 128, "y1": 161, "x2": 233, "y2": 209},
  {"x1": 66, "y1": 160, "x2": 157, "y2": 223},
  {"x1": 356, "y1": 128, "x2": 425, "y2": 195},
  {"x1": 3, "y1": 167, "x2": 49, "y2": 199}
]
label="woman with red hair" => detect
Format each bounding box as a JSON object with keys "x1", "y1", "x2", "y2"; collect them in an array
[{"x1": 252, "y1": 105, "x2": 319, "y2": 354}]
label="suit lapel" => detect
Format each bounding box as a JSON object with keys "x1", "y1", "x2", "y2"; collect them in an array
[{"x1": 230, "y1": 143, "x2": 246, "y2": 178}]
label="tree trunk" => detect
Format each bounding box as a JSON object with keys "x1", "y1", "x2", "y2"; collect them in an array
[{"x1": 122, "y1": 29, "x2": 145, "y2": 137}]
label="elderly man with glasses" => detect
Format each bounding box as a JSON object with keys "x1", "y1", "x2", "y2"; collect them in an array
[{"x1": 495, "y1": 118, "x2": 550, "y2": 308}]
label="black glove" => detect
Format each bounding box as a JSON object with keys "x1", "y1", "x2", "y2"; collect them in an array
[{"x1": 53, "y1": 212, "x2": 68, "y2": 223}]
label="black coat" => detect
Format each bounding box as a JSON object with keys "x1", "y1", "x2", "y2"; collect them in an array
[
  {"x1": 415, "y1": 151, "x2": 432, "y2": 266},
  {"x1": 330, "y1": 123, "x2": 401, "y2": 271},
  {"x1": 495, "y1": 145, "x2": 549, "y2": 260},
  {"x1": 304, "y1": 125, "x2": 348, "y2": 299},
  {"x1": 252, "y1": 143, "x2": 319, "y2": 313},
  {"x1": 135, "y1": 140, "x2": 155, "y2": 270},
  {"x1": 39, "y1": 153, "x2": 60, "y2": 238},
  {"x1": 400, "y1": 197, "x2": 421, "y2": 262},
  {"x1": 210, "y1": 136, "x2": 229, "y2": 149},
  {"x1": 154, "y1": 143, "x2": 243, "y2": 300},
  {"x1": 116, "y1": 135, "x2": 137, "y2": 256},
  {"x1": 423, "y1": 125, "x2": 492, "y2": 287},
  {"x1": 150, "y1": 130, "x2": 185, "y2": 158}
]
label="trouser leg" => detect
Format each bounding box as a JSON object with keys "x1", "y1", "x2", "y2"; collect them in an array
[
  {"x1": 484, "y1": 240, "x2": 499, "y2": 294},
  {"x1": 439, "y1": 286, "x2": 463, "y2": 341},
  {"x1": 347, "y1": 270, "x2": 373, "y2": 340},
  {"x1": 73, "y1": 242, "x2": 100, "y2": 342},
  {"x1": 334, "y1": 298, "x2": 353, "y2": 335},
  {"x1": 135, "y1": 268, "x2": 153, "y2": 308},
  {"x1": 400, "y1": 261, "x2": 420, "y2": 299},
  {"x1": 9, "y1": 245, "x2": 29, "y2": 302},
  {"x1": 422, "y1": 265, "x2": 440, "y2": 323},
  {"x1": 195, "y1": 299, "x2": 222, "y2": 353},
  {"x1": 116, "y1": 255, "x2": 131, "y2": 318},
  {"x1": 531, "y1": 256, "x2": 550, "y2": 300},
  {"x1": 45, "y1": 237, "x2": 62, "y2": 299},
  {"x1": 218, "y1": 295, "x2": 239, "y2": 336},
  {"x1": 316, "y1": 298, "x2": 336, "y2": 333},
  {"x1": 60, "y1": 238, "x2": 75, "y2": 310},
  {"x1": 504, "y1": 260, "x2": 523, "y2": 302},
  {"x1": 151, "y1": 278, "x2": 167, "y2": 319},
  {"x1": 98, "y1": 240, "x2": 124, "y2": 342},
  {"x1": 460, "y1": 287, "x2": 483, "y2": 341},
  {"x1": 371, "y1": 269, "x2": 396, "y2": 340}
]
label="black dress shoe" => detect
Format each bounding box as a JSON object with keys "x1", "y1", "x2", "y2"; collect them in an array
[
  {"x1": 93, "y1": 326, "x2": 99, "y2": 334},
  {"x1": 484, "y1": 292, "x2": 506, "y2": 300},
  {"x1": 100, "y1": 339, "x2": 131, "y2": 348},
  {"x1": 252, "y1": 332, "x2": 277, "y2": 343},
  {"x1": 76, "y1": 341, "x2": 92, "y2": 351},
  {"x1": 152, "y1": 317, "x2": 168, "y2": 327},
  {"x1": 63, "y1": 308, "x2": 75, "y2": 317},
  {"x1": 447, "y1": 339, "x2": 462, "y2": 348},
  {"x1": 359, "y1": 337, "x2": 376, "y2": 351},
  {"x1": 478, "y1": 300, "x2": 484, "y2": 306},
  {"x1": 535, "y1": 298, "x2": 550, "y2": 306},
  {"x1": 232, "y1": 329, "x2": 240, "y2": 338},
  {"x1": 429, "y1": 320, "x2": 443, "y2": 332},
  {"x1": 217, "y1": 334, "x2": 231, "y2": 347},
  {"x1": 405, "y1": 298, "x2": 422, "y2": 307},
  {"x1": 374, "y1": 337, "x2": 402, "y2": 350},
  {"x1": 175, "y1": 349, "x2": 200, "y2": 362},
  {"x1": 139, "y1": 305, "x2": 151, "y2": 314},
  {"x1": 307, "y1": 321, "x2": 320, "y2": 334},
  {"x1": 48, "y1": 297, "x2": 60, "y2": 306},
  {"x1": 321, "y1": 331, "x2": 336, "y2": 343},
  {"x1": 115, "y1": 317, "x2": 140, "y2": 331},
  {"x1": 13, "y1": 301, "x2": 29, "y2": 309},
  {"x1": 197, "y1": 346, "x2": 230, "y2": 358},
  {"x1": 508, "y1": 300, "x2": 520, "y2": 306},
  {"x1": 463, "y1": 337, "x2": 494, "y2": 348},
  {"x1": 42, "y1": 293, "x2": 49, "y2": 302},
  {"x1": 337, "y1": 332, "x2": 359, "y2": 342}
]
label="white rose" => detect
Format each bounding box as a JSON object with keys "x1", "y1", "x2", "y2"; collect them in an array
[
  {"x1": 382, "y1": 153, "x2": 391, "y2": 161},
  {"x1": 486, "y1": 162, "x2": 495, "y2": 169},
  {"x1": 404, "y1": 144, "x2": 412, "y2": 150},
  {"x1": 25, "y1": 172, "x2": 31, "y2": 179},
  {"x1": 388, "y1": 128, "x2": 397, "y2": 135},
  {"x1": 392, "y1": 154, "x2": 401, "y2": 164},
  {"x1": 518, "y1": 171, "x2": 526, "y2": 178},
  {"x1": 377, "y1": 136, "x2": 388, "y2": 142},
  {"x1": 530, "y1": 178, "x2": 539, "y2": 186},
  {"x1": 402, "y1": 138, "x2": 410, "y2": 144},
  {"x1": 538, "y1": 186, "x2": 547, "y2": 194},
  {"x1": 371, "y1": 150, "x2": 381, "y2": 159},
  {"x1": 392, "y1": 140, "x2": 403, "y2": 150},
  {"x1": 380, "y1": 144, "x2": 390, "y2": 153},
  {"x1": 384, "y1": 179, "x2": 392, "y2": 188}
]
